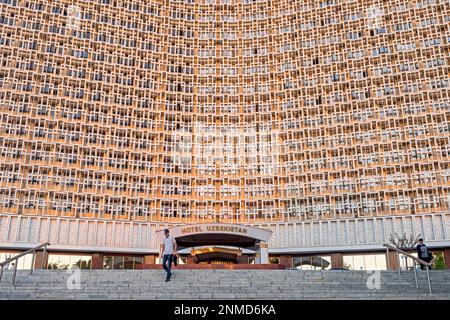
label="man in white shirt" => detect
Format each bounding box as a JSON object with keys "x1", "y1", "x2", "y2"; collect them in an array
[{"x1": 160, "y1": 228, "x2": 177, "y2": 282}]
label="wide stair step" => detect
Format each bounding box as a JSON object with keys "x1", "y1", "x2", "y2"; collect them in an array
[{"x1": 0, "y1": 270, "x2": 449, "y2": 299}]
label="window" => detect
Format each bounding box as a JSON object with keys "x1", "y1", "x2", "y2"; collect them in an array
[
  {"x1": 0, "y1": 251, "x2": 33, "y2": 270},
  {"x1": 269, "y1": 257, "x2": 280, "y2": 264},
  {"x1": 293, "y1": 256, "x2": 331, "y2": 270},
  {"x1": 399, "y1": 252, "x2": 418, "y2": 270},
  {"x1": 432, "y1": 251, "x2": 447, "y2": 270},
  {"x1": 103, "y1": 256, "x2": 144, "y2": 270},
  {"x1": 343, "y1": 253, "x2": 387, "y2": 270},
  {"x1": 47, "y1": 254, "x2": 92, "y2": 269}
]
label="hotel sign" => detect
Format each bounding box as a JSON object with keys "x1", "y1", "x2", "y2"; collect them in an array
[
  {"x1": 156, "y1": 223, "x2": 272, "y2": 243},
  {"x1": 181, "y1": 225, "x2": 248, "y2": 235}
]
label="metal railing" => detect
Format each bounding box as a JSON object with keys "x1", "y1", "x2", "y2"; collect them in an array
[
  {"x1": 0, "y1": 242, "x2": 50, "y2": 287},
  {"x1": 383, "y1": 242, "x2": 432, "y2": 294}
]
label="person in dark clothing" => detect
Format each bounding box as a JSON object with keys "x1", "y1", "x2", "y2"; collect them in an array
[{"x1": 416, "y1": 238, "x2": 433, "y2": 270}]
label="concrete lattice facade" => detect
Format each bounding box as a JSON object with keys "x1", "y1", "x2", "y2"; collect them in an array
[{"x1": 1, "y1": 0, "x2": 450, "y2": 254}]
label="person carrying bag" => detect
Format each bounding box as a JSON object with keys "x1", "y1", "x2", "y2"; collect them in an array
[{"x1": 172, "y1": 252, "x2": 179, "y2": 267}]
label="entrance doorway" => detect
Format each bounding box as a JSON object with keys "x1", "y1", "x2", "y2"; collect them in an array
[
  {"x1": 156, "y1": 223, "x2": 272, "y2": 265},
  {"x1": 192, "y1": 247, "x2": 241, "y2": 264}
]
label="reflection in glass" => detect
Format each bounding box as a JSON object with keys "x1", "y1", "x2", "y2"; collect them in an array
[
  {"x1": 343, "y1": 253, "x2": 387, "y2": 270},
  {"x1": 399, "y1": 252, "x2": 418, "y2": 270},
  {"x1": 103, "y1": 256, "x2": 113, "y2": 270},
  {"x1": 124, "y1": 256, "x2": 134, "y2": 269},
  {"x1": 113, "y1": 256, "x2": 124, "y2": 269},
  {"x1": 365, "y1": 255, "x2": 377, "y2": 270},
  {"x1": 343, "y1": 255, "x2": 353, "y2": 270},
  {"x1": 0, "y1": 252, "x2": 33, "y2": 270},
  {"x1": 75, "y1": 256, "x2": 92, "y2": 269},
  {"x1": 353, "y1": 255, "x2": 365, "y2": 270},
  {"x1": 134, "y1": 257, "x2": 144, "y2": 269},
  {"x1": 269, "y1": 257, "x2": 280, "y2": 264},
  {"x1": 103, "y1": 256, "x2": 145, "y2": 269},
  {"x1": 432, "y1": 251, "x2": 447, "y2": 270},
  {"x1": 47, "y1": 254, "x2": 92, "y2": 269},
  {"x1": 293, "y1": 256, "x2": 331, "y2": 270}
]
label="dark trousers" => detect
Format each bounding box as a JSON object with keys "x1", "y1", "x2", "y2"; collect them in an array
[
  {"x1": 162, "y1": 254, "x2": 173, "y2": 277},
  {"x1": 420, "y1": 257, "x2": 432, "y2": 270}
]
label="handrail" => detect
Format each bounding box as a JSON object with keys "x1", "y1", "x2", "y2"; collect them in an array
[
  {"x1": 383, "y1": 243, "x2": 431, "y2": 267},
  {"x1": 383, "y1": 242, "x2": 432, "y2": 294},
  {"x1": 0, "y1": 242, "x2": 50, "y2": 287},
  {"x1": 0, "y1": 242, "x2": 50, "y2": 267}
]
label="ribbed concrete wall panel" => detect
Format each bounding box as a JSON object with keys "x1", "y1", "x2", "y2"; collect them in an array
[{"x1": 1, "y1": 213, "x2": 449, "y2": 252}]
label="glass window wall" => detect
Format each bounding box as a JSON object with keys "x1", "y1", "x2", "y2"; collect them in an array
[
  {"x1": 293, "y1": 255, "x2": 331, "y2": 270},
  {"x1": 0, "y1": 251, "x2": 33, "y2": 270},
  {"x1": 343, "y1": 253, "x2": 387, "y2": 270},
  {"x1": 103, "y1": 256, "x2": 144, "y2": 269},
  {"x1": 47, "y1": 254, "x2": 92, "y2": 269}
]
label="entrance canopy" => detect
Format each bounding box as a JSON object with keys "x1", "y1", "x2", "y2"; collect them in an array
[
  {"x1": 156, "y1": 223, "x2": 272, "y2": 250},
  {"x1": 191, "y1": 247, "x2": 241, "y2": 263}
]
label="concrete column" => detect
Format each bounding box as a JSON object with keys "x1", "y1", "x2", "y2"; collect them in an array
[
  {"x1": 387, "y1": 251, "x2": 400, "y2": 270},
  {"x1": 258, "y1": 241, "x2": 269, "y2": 264},
  {"x1": 279, "y1": 255, "x2": 292, "y2": 268},
  {"x1": 144, "y1": 255, "x2": 156, "y2": 265},
  {"x1": 443, "y1": 248, "x2": 450, "y2": 269},
  {"x1": 33, "y1": 251, "x2": 48, "y2": 270},
  {"x1": 331, "y1": 253, "x2": 343, "y2": 269},
  {"x1": 254, "y1": 251, "x2": 261, "y2": 264},
  {"x1": 91, "y1": 253, "x2": 104, "y2": 269}
]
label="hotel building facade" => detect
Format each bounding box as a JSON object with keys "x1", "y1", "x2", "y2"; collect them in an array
[{"x1": 1, "y1": 0, "x2": 450, "y2": 270}]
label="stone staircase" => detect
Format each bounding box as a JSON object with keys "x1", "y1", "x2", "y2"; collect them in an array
[{"x1": 0, "y1": 269, "x2": 449, "y2": 299}]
